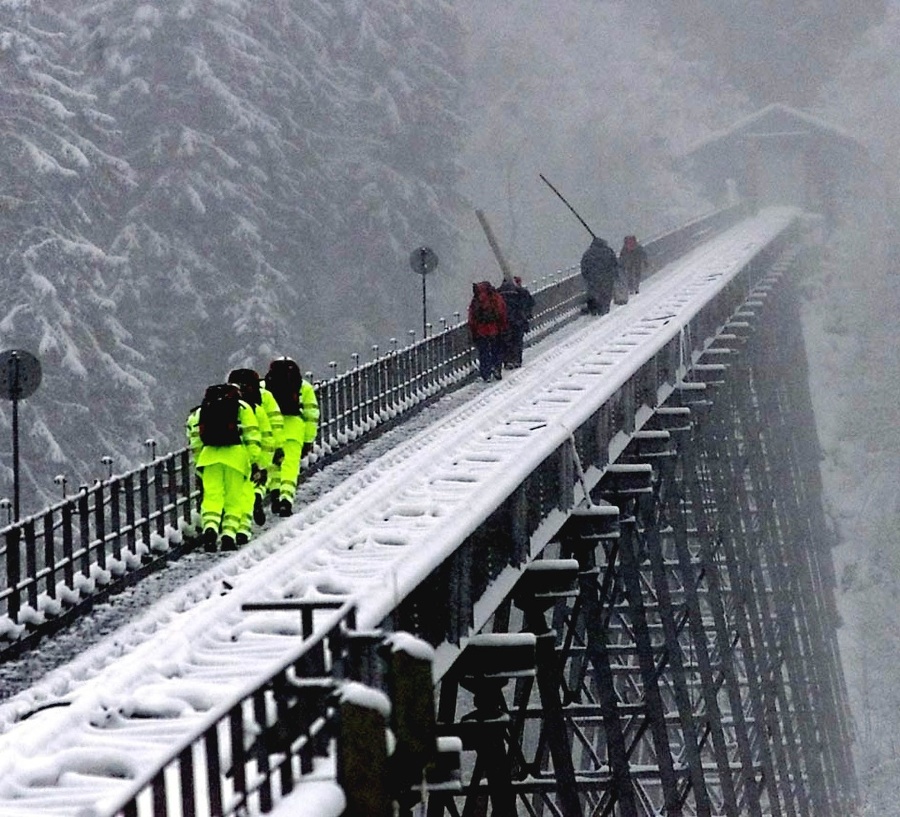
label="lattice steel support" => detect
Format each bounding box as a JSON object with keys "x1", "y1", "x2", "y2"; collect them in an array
[{"x1": 428, "y1": 260, "x2": 855, "y2": 817}]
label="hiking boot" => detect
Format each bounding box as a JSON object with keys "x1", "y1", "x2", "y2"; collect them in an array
[
  {"x1": 269, "y1": 490, "x2": 280, "y2": 513},
  {"x1": 220, "y1": 535, "x2": 237, "y2": 552},
  {"x1": 278, "y1": 498, "x2": 293, "y2": 517},
  {"x1": 253, "y1": 494, "x2": 266, "y2": 526},
  {"x1": 203, "y1": 528, "x2": 217, "y2": 552},
  {"x1": 236, "y1": 532, "x2": 250, "y2": 547}
]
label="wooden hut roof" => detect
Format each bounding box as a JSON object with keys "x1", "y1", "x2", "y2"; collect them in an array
[{"x1": 683, "y1": 103, "x2": 867, "y2": 159}]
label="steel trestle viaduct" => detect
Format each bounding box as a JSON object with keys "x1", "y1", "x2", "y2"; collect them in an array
[
  {"x1": 425, "y1": 254, "x2": 853, "y2": 817},
  {"x1": 0, "y1": 208, "x2": 854, "y2": 817},
  {"x1": 384, "y1": 217, "x2": 854, "y2": 817}
]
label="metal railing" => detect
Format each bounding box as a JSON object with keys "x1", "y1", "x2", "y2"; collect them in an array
[
  {"x1": 0, "y1": 203, "x2": 746, "y2": 651},
  {"x1": 98, "y1": 599, "x2": 360, "y2": 817},
  {"x1": 95, "y1": 203, "x2": 801, "y2": 817}
]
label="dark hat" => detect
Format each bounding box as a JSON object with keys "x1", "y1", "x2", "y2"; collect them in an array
[
  {"x1": 227, "y1": 368, "x2": 260, "y2": 386},
  {"x1": 204, "y1": 382, "x2": 240, "y2": 401},
  {"x1": 228, "y1": 368, "x2": 262, "y2": 406},
  {"x1": 267, "y1": 357, "x2": 302, "y2": 379}
]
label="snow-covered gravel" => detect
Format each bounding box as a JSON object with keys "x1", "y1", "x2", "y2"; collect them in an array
[{"x1": 0, "y1": 381, "x2": 485, "y2": 704}]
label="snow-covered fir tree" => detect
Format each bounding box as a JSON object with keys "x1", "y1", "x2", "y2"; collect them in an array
[
  {"x1": 67, "y1": 0, "x2": 468, "y2": 426},
  {"x1": 70, "y1": 0, "x2": 334, "y2": 426},
  {"x1": 0, "y1": 0, "x2": 157, "y2": 512},
  {"x1": 325, "y1": 0, "x2": 468, "y2": 345}
]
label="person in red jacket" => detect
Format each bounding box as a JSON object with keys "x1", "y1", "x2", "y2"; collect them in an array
[{"x1": 467, "y1": 280, "x2": 509, "y2": 382}]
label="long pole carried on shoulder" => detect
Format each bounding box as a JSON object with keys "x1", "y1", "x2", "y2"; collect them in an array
[
  {"x1": 475, "y1": 209, "x2": 514, "y2": 283},
  {"x1": 539, "y1": 173, "x2": 596, "y2": 238}
]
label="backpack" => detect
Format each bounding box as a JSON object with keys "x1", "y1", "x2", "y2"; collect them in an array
[
  {"x1": 198, "y1": 384, "x2": 242, "y2": 446},
  {"x1": 266, "y1": 358, "x2": 302, "y2": 416},
  {"x1": 472, "y1": 292, "x2": 498, "y2": 324}
]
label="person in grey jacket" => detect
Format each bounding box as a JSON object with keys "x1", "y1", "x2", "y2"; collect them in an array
[
  {"x1": 619, "y1": 234, "x2": 649, "y2": 294},
  {"x1": 580, "y1": 236, "x2": 619, "y2": 315}
]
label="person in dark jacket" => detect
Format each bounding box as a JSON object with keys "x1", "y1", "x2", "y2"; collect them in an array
[
  {"x1": 467, "y1": 281, "x2": 509, "y2": 381},
  {"x1": 580, "y1": 236, "x2": 619, "y2": 315},
  {"x1": 498, "y1": 276, "x2": 535, "y2": 369},
  {"x1": 619, "y1": 235, "x2": 649, "y2": 295}
]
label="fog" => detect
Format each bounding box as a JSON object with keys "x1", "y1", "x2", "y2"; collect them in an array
[
  {"x1": 0, "y1": 1, "x2": 898, "y2": 810},
  {"x1": 455, "y1": 2, "x2": 732, "y2": 282}
]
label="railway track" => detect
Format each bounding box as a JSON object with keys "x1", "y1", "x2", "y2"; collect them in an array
[{"x1": 0, "y1": 210, "x2": 798, "y2": 816}]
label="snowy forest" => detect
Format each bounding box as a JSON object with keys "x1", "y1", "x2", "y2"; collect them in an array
[{"x1": 1, "y1": 0, "x2": 898, "y2": 810}]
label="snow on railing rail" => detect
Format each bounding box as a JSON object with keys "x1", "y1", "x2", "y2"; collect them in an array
[
  {"x1": 0, "y1": 206, "x2": 801, "y2": 817},
  {"x1": 0, "y1": 204, "x2": 746, "y2": 653},
  {"x1": 99, "y1": 208, "x2": 803, "y2": 817}
]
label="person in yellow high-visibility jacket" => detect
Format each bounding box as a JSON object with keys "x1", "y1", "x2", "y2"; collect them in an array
[
  {"x1": 186, "y1": 383, "x2": 262, "y2": 551},
  {"x1": 228, "y1": 369, "x2": 280, "y2": 545},
  {"x1": 262, "y1": 357, "x2": 319, "y2": 517},
  {"x1": 258, "y1": 384, "x2": 284, "y2": 519},
  {"x1": 227, "y1": 368, "x2": 284, "y2": 538}
]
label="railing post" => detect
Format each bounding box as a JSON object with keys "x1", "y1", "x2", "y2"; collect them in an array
[
  {"x1": 4, "y1": 527, "x2": 21, "y2": 621},
  {"x1": 23, "y1": 520, "x2": 38, "y2": 611},
  {"x1": 78, "y1": 489, "x2": 91, "y2": 579},
  {"x1": 124, "y1": 473, "x2": 137, "y2": 557},
  {"x1": 405, "y1": 330, "x2": 416, "y2": 405},
  {"x1": 61, "y1": 503, "x2": 75, "y2": 591},
  {"x1": 178, "y1": 449, "x2": 195, "y2": 524},
  {"x1": 139, "y1": 468, "x2": 151, "y2": 552},
  {"x1": 165, "y1": 456, "x2": 178, "y2": 530},
  {"x1": 388, "y1": 339, "x2": 399, "y2": 415},
  {"x1": 109, "y1": 478, "x2": 123, "y2": 562},
  {"x1": 154, "y1": 459, "x2": 166, "y2": 538},
  {"x1": 42, "y1": 510, "x2": 55, "y2": 599},
  {"x1": 93, "y1": 484, "x2": 107, "y2": 572},
  {"x1": 350, "y1": 353, "x2": 361, "y2": 434},
  {"x1": 325, "y1": 362, "x2": 339, "y2": 445},
  {"x1": 328, "y1": 361, "x2": 340, "y2": 446}
]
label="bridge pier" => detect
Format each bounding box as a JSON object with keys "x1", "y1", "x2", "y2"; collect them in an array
[{"x1": 563, "y1": 507, "x2": 641, "y2": 817}]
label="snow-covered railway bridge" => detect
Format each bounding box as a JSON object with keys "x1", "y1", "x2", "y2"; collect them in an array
[{"x1": 0, "y1": 208, "x2": 854, "y2": 817}]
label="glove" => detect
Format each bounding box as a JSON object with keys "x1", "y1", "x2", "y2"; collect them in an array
[
  {"x1": 251, "y1": 465, "x2": 268, "y2": 487},
  {"x1": 272, "y1": 447, "x2": 285, "y2": 466}
]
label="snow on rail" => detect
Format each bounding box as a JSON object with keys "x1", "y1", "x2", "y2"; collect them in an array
[{"x1": 0, "y1": 208, "x2": 798, "y2": 816}]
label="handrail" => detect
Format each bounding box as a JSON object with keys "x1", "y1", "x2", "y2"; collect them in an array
[
  {"x1": 85, "y1": 599, "x2": 359, "y2": 817},
  {"x1": 0, "y1": 203, "x2": 747, "y2": 653},
  {"x1": 91, "y1": 202, "x2": 797, "y2": 817}
]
